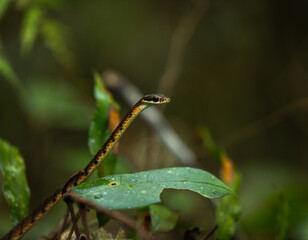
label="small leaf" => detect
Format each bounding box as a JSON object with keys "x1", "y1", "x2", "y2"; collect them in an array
[
  {"x1": 0, "y1": 51, "x2": 22, "y2": 92},
  {"x1": 199, "y1": 127, "x2": 225, "y2": 163},
  {"x1": 21, "y1": 6, "x2": 43, "y2": 55},
  {"x1": 40, "y1": 18, "x2": 74, "y2": 67},
  {"x1": 221, "y1": 155, "x2": 234, "y2": 186},
  {"x1": 276, "y1": 192, "x2": 289, "y2": 240},
  {"x1": 72, "y1": 167, "x2": 232, "y2": 210},
  {"x1": 96, "y1": 211, "x2": 109, "y2": 227},
  {"x1": 88, "y1": 72, "x2": 119, "y2": 155},
  {"x1": 88, "y1": 73, "x2": 121, "y2": 226},
  {"x1": 0, "y1": 0, "x2": 13, "y2": 21},
  {"x1": 149, "y1": 204, "x2": 178, "y2": 233},
  {"x1": 199, "y1": 127, "x2": 241, "y2": 239},
  {"x1": 216, "y1": 172, "x2": 241, "y2": 240},
  {"x1": 22, "y1": 79, "x2": 89, "y2": 129},
  {"x1": 0, "y1": 138, "x2": 30, "y2": 226}
]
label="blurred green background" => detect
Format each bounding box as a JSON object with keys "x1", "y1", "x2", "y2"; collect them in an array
[{"x1": 1, "y1": 0, "x2": 308, "y2": 239}]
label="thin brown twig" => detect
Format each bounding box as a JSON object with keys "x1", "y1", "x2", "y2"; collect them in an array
[
  {"x1": 65, "y1": 199, "x2": 80, "y2": 239},
  {"x1": 66, "y1": 211, "x2": 81, "y2": 240},
  {"x1": 157, "y1": 0, "x2": 209, "y2": 97},
  {"x1": 103, "y1": 70, "x2": 197, "y2": 166},
  {"x1": 57, "y1": 209, "x2": 70, "y2": 240},
  {"x1": 78, "y1": 203, "x2": 91, "y2": 240},
  {"x1": 39, "y1": 209, "x2": 71, "y2": 240},
  {"x1": 220, "y1": 97, "x2": 308, "y2": 149},
  {"x1": 63, "y1": 192, "x2": 151, "y2": 240},
  {"x1": 204, "y1": 225, "x2": 218, "y2": 240}
]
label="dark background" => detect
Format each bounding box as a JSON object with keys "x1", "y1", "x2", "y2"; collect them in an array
[{"x1": 0, "y1": 0, "x2": 308, "y2": 239}]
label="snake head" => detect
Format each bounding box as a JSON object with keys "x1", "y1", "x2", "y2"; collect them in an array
[{"x1": 142, "y1": 94, "x2": 171, "y2": 105}]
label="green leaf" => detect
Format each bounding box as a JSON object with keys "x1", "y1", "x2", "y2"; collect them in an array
[
  {"x1": 199, "y1": 127, "x2": 225, "y2": 163},
  {"x1": 0, "y1": 138, "x2": 30, "y2": 226},
  {"x1": 88, "y1": 72, "x2": 119, "y2": 155},
  {"x1": 40, "y1": 18, "x2": 74, "y2": 67},
  {"x1": 72, "y1": 167, "x2": 232, "y2": 210},
  {"x1": 276, "y1": 192, "x2": 289, "y2": 240},
  {"x1": 96, "y1": 211, "x2": 110, "y2": 227},
  {"x1": 22, "y1": 78, "x2": 90, "y2": 129},
  {"x1": 21, "y1": 6, "x2": 43, "y2": 55},
  {"x1": 0, "y1": 51, "x2": 22, "y2": 92},
  {"x1": 0, "y1": 0, "x2": 13, "y2": 21},
  {"x1": 149, "y1": 204, "x2": 178, "y2": 233},
  {"x1": 216, "y1": 172, "x2": 241, "y2": 240}
]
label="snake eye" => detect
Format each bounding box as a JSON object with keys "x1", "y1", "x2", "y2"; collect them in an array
[{"x1": 153, "y1": 97, "x2": 159, "y2": 102}]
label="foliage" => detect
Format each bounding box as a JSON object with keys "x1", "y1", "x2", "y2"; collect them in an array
[
  {"x1": 88, "y1": 73, "x2": 121, "y2": 178},
  {"x1": 72, "y1": 167, "x2": 232, "y2": 210},
  {"x1": 0, "y1": 0, "x2": 13, "y2": 21},
  {"x1": 149, "y1": 204, "x2": 178, "y2": 233},
  {"x1": 88, "y1": 73, "x2": 120, "y2": 156},
  {"x1": 21, "y1": 79, "x2": 90, "y2": 129},
  {"x1": 0, "y1": 138, "x2": 30, "y2": 226},
  {"x1": 0, "y1": 1, "x2": 306, "y2": 239},
  {"x1": 200, "y1": 127, "x2": 241, "y2": 239},
  {"x1": 21, "y1": 6, "x2": 43, "y2": 55},
  {"x1": 0, "y1": 41, "x2": 21, "y2": 92}
]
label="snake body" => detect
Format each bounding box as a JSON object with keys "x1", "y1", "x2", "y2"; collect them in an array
[{"x1": 1, "y1": 94, "x2": 170, "y2": 240}]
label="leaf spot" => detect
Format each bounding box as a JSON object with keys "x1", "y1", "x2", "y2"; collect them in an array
[{"x1": 109, "y1": 181, "x2": 119, "y2": 186}]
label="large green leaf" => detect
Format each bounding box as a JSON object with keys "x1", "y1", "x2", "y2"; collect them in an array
[
  {"x1": 0, "y1": 138, "x2": 30, "y2": 226},
  {"x1": 72, "y1": 167, "x2": 232, "y2": 210}
]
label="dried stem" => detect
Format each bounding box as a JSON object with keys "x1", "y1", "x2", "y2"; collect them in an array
[
  {"x1": 65, "y1": 199, "x2": 80, "y2": 239},
  {"x1": 220, "y1": 97, "x2": 308, "y2": 148},
  {"x1": 39, "y1": 209, "x2": 71, "y2": 240},
  {"x1": 157, "y1": 0, "x2": 209, "y2": 97},
  {"x1": 66, "y1": 211, "x2": 81, "y2": 240},
  {"x1": 63, "y1": 193, "x2": 150, "y2": 240},
  {"x1": 204, "y1": 225, "x2": 218, "y2": 240},
  {"x1": 78, "y1": 203, "x2": 91, "y2": 240},
  {"x1": 103, "y1": 70, "x2": 197, "y2": 166}
]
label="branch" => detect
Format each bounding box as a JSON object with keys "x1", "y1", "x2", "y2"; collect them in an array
[
  {"x1": 220, "y1": 97, "x2": 308, "y2": 148},
  {"x1": 39, "y1": 210, "x2": 71, "y2": 240},
  {"x1": 63, "y1": 192, "x2": 151, "y2": 240},
  {"x1": 157, "y1": 0, "x2": 209, "y2": 97},
  {"x1": 103, "y1": 70, "x2": 197, "y2": 166}
]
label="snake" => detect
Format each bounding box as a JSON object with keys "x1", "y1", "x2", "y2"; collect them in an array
[{"x1": 1, "y1": 94, "x2": 170, "y2": 240}]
